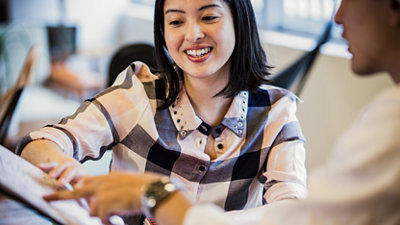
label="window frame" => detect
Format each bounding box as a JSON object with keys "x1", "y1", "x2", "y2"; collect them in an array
[{"x1": 129, "y1": 0, "x2": 345, "y2": 45}]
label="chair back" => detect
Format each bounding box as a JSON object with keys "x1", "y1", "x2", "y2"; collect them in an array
[
  {"x1": 108, "y1": 43, "x2": 157, "y2": 86},
  {"x1": 0, "y1": 46, "x2": 38, "y2": 145}
]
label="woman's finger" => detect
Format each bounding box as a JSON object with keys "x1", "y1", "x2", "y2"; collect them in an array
[
  {"x1": 38, "y1": 162, "x2": 59, "y2": 172},
  {"x1": 58, "y1": 165, "x2": 86, "y2": 185},
  {"x1": 48, "y1": 161, "x2": 70, "y2": 180}
]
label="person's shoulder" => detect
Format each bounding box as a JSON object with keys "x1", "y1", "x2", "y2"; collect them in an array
[
  {"x1": 111, "y1": 61, "x2": 161, "y2": 89},
  {"x1": 362, "y1": 85, "x2": 400, "y2": 111},
  {"x1": 361, "y1": 85, "x2": 400, "y2": 117},
  {"x1": 248, "y1": 84, "x2": 300, "y2": 107},
  {"x1": 374, "y1": 85, "x2": 400, "y2": 101},
  {"x1": 130, "y1": 61, "x2": 160, "y2": 83}
]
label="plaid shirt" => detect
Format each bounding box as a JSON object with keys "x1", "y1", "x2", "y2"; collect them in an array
[{"x1": 18, "y1": 62, "x2": 306, "y2": 213}]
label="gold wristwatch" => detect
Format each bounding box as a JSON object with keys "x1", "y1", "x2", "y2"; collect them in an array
[{"x1": 141, "y1": 176, "x2": 180, "y2": 218}]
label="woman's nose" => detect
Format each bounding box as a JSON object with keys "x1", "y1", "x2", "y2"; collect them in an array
[{"x1": 185, "y1": 22, "x2": 205, "y2": 42}]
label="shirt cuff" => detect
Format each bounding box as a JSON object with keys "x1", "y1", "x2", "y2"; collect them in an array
[
  {"x1": 264, "y1": 182, "x2": 308, "y2": 203},
  {"x1": 16, "y1": 127, "x2": 74, "y2": 157},
  {"x1": 183, "y1": 204, "x2": 234, "y2": 225}
]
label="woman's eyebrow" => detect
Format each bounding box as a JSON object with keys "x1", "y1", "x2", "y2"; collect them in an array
[
  {"x1": 165, "y1": 9, "x2": 185, "y2": 14},
  {"x1": 165, "y1": 4, "x2": 221, "y2": 15},
  {"x1": 199, "y1": 4, "x2": 221, "y2": 11}
]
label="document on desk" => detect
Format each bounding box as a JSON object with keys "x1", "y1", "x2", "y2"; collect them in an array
[{"x1": 0, "y1": 145, "x2": 102, "y2": 225}]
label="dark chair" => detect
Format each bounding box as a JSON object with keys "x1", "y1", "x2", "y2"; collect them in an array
[
  {"x1": 0, "y1": 46, "x2": 37, "y2": 147},
  {"x1": 108, "y1": 43, "x2": 157, "y2": 86},
  {"x1": 270, "y1": 20, "x2": 334, "y2": 95}
]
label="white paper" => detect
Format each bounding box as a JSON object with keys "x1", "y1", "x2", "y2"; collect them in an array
[{"x1": 0, "y1": 145, "x2": 103, "y2": 225}]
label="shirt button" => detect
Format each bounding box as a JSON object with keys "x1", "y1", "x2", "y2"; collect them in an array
[
  {"x1": 199, "y1": 165, "x2": 206, "y2": 172},
  {"x1": 180, "y1": 130, "x2": 186, "y2": 136},
  {"x1": 217, "y1": 143, "x2": 223, "y2": 149}
]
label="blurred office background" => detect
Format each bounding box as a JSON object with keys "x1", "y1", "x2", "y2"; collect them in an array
[{"x1": 0, "y1": 0, "x2": 393, "y2": 174}]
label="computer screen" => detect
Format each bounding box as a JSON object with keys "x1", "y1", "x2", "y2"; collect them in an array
[{"x1": 46, "y1": 25, "x2": 76, "y2": 60}]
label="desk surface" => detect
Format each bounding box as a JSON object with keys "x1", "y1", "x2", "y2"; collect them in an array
[{"x1": 0, "y1": 191, "x2": 53, "y2": 225}]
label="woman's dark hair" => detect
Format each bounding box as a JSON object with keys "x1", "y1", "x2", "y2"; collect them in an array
[
  {"x1": 393, "y1": 0, "x2": 400, "y2": 8},
  {"x1": 154, "y1": 0, "x2": 272, "y2": 109}
]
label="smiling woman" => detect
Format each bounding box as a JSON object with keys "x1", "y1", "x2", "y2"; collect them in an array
[{"x1": 18, "y1": 1, "x2": 307, "y2": 225}]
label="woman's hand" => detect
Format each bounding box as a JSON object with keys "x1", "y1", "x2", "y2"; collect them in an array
[
  {"x1": 20, "y1": 139, "x2": 88, "y2": 185},
  {"x1": 38, "y1": 157, "x2": 87, "y2": 185},
  {"x1": 44, "y1": 172, "x2": 162, "y2": 225}
]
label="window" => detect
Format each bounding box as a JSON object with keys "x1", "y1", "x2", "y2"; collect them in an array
[
  {"x1": 254, "y1": 0, "x2": 341, "y2": 38},
  {"x1": 130, "y1": 0, "x2": 343, "y2": 41},
  {"x1": 131, "y1": 0, "x2": 153, "y2": 6}
]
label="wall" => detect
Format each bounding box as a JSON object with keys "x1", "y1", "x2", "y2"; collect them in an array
[
  {"x1": 262, "y1": 43, "x2": 393, "y2": 170},
  {"x1": 283, "y1": 49, "x2": 392, "y2": 170}
]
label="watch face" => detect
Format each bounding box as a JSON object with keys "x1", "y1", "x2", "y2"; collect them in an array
[
  {"x1": 142, "y1": 177, "x2": 179, "y2": 216},
  {"x1": 145, "y1": 197, "x2": 157, "y2": 208}
]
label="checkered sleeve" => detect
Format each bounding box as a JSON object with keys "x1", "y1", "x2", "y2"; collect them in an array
[
  {"x1": 261, "y1": 87, "x2": 307, "y2": 203},
  {"x1": 17, "y1": 62, "x2": 153, "y2": 162}
]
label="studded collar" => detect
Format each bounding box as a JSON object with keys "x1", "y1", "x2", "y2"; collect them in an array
[{"x1": 169, "y1": 87, "x2": 248, "y2": 139}]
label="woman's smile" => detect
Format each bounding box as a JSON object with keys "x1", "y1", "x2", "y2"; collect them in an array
[{"x1": 184, "y1": 47, "x2": 213, "y2": 62}]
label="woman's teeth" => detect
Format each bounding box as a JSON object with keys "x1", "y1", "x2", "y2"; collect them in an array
[{"x1": 186, "y1": 48, "x2": 211, "y2": 57}]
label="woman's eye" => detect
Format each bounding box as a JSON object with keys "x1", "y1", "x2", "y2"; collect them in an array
[
  {"x1": 169, "y1": 20, "x2": 183, "y2": 26},
  {"x1": 202, "y1": 16, "x2": 218, "y2": 22}
]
